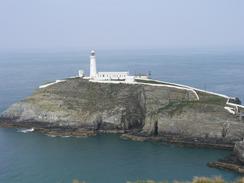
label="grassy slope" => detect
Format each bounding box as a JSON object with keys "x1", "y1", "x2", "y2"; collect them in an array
[
  {"x1": 136, "y1": 79, "x2": 228, "y2": 116},
  {"x1": 23, "y1": 78, "x2": 229, "y2": 120}
]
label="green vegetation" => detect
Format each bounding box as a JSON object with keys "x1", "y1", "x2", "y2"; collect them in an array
[
  {"x1": 196, "y1": 91, "x2": 227, "y2": 106},
  {"x1": 157, "y1": 101, "x2": 195, "y2": 116},
  {"x1": 157, "y1": 97, "x2": 226, "y2": 117},
  {"x1": 71, "y1": 177, "x2": 244, "y2": 183},
  {"x1": 136, "y1": 79, "x2": 227, "y2": 106},
  {"x1": 128, "y1": 177, "x2": 244, "y2": 183}
]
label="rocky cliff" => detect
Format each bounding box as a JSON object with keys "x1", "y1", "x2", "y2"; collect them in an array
[
  {"x1": 1, "y1": 78, "x2": 244, "y2": 144},
  {"x1": 2, "y1": 77, "x2": 244, "y2": 173}
]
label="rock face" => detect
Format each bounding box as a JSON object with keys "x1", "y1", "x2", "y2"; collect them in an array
[
  {"x1": 206, "y1": 141, "x2": 244, "y2": 173},
  {"x1": 234, "y1": 141, "x2": 244, "y2": 163},
  {"x1": 1, "y1": 78, "x2": 244, "y2": 144}
]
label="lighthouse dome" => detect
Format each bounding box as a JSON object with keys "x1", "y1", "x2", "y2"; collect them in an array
[{"x1": 91, "y1": 50, "x2": 95, "y2": 56}]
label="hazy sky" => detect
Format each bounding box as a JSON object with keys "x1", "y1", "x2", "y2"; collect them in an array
[{"x1": 0, "y1": 0, "x2": 244, "y2": 51}]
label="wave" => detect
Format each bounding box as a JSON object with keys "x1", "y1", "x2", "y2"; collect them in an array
[
  {"x1": 17, "y1": 128, "x2": 34, "y2": 133},
  {"x1": 46, "y1": 134, "x2": 57, "y2": 138},
  {"x1": 46, "y1": 134, "x2": 70, "y2": 138},
  {"x1": 61, "y1": 136, "x2": 70, "y2": 138}
]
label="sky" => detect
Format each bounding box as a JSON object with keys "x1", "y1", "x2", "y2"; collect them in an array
[{"x1": 0, "y1": 0, "x2": 244, "y2": 51}]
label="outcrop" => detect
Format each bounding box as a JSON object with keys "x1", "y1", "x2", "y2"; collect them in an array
[
  {"x1": 207, "y1": 141, "x2": 244, "y2": 173},
  {"x1": 1, "y1": 78, "x2": 243, "y2": 143},
  {"x1": 1, "y1": 77, "x2": 244, "y2": 172}
]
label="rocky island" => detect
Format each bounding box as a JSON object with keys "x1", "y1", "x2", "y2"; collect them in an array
[{"x1": 1, "y1": 50, "x2": 244, "y2": 173}]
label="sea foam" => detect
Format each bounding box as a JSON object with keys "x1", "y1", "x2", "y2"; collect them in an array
[{"x1": 17, "y1": 128, "x2": 34, "y2": 133}]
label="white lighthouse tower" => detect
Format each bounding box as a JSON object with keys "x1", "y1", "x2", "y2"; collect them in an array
[{"x1": 90, "y1": 50, "x2": 97, "y2": 79}]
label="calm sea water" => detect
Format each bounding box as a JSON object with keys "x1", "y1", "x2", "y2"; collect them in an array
[{"x1": 0, "y1": 49, "x2": 244, "y2": 183}]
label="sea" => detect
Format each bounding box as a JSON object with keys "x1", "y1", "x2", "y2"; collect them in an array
[{"x1": 0, "y1": 49, "x2": 244, "y2": 183}]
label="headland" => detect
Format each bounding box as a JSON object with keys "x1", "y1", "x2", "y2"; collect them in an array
[{"x1": 1, "y1": 50, "x2": 244, "y2": 173}]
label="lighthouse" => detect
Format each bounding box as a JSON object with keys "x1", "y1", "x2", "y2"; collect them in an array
[
  {"x1": 90, "y1": 50, "x2": 97, "y2": 79},
  {"x1": 78, "y1": 50, "x2": 146, "y2": 82}
]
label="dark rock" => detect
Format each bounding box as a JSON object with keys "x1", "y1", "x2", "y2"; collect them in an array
[
  {"x1": 229, "y1": 97, "x2": 242, "y2": 105},
  {"x1": 234, "y1": 141, "x2": 244, "y2": 163},
  {"x1": 208, "y1": 161, "x2": 244, "y2": 173}
]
